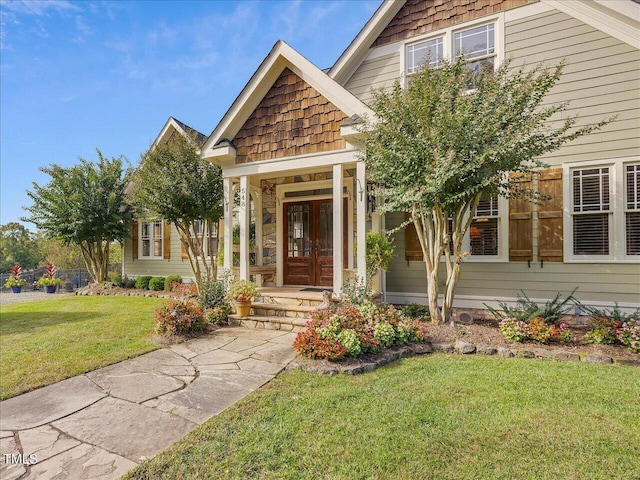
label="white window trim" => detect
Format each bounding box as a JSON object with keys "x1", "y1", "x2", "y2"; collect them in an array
[
  {"x1": 400, "y1": 13, "x2": 505, "y2": 82},
  {"x1": 563, "y1": 157, "x2": 640, "y2": 263},
  {"x1": 139, "y1": 220, "x2": 164, "y2": 260}
]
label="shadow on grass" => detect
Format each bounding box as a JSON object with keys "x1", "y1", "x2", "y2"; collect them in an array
[{"x1": 0, "y1": 311, "x2": 108, "y2": 336}]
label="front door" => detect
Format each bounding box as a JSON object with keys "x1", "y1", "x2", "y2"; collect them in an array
[{"x1": 283, "y1": 199, "x2": 347, "y2": 286}]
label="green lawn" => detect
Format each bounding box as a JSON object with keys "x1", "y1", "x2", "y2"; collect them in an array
[
  {"x1": 125, "y1": 355, "x2": 640, "y2": 480},
  {"x1": 0, "y1": 296, "x2": 163, "y2": 400}
]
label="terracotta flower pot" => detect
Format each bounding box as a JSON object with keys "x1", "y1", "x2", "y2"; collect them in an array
[{"x1": 235, "y1": 300, "x2": 252, "y2": 318}]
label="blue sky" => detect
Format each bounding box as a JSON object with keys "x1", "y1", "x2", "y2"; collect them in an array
[{"x1": 0, "y1": 0, "x2": 380, "y2": 229}]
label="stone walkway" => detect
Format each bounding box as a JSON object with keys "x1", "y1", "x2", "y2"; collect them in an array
[{"x1": 0, "y1": 327, "x2": 298, "y2": 480}]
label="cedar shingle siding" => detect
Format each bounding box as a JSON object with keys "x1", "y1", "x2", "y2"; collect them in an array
[
  {"x1": 233, "y1": 68, "x2": 348, "y2": 164},
  {"x1": 373, "y1": 0, "x2": 539, "y2": 47}
]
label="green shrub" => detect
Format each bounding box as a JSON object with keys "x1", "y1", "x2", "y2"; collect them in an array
[
  {"x1": 198, "y1": 279, "x2": 229, "y2": 310},
  {"x1": 164, "y1": 275, "x2": 182, "y2": 291},
  {"x1": 111, "y1": 274, "x2": 123, "y2": 287},
  {"x1": 205, "y1": 305, "x2": 232, "y2": 325},
  {"x1": 154, "y1": 299, "x2": 205, "y2": 335},
  {"x1": 401, "y1": 303, "x2": 431, "y2": 321},
  {"x1": 487, "y1": 289, "x2": 579, "y2": 325},
  {"x1": 149, "y1": 277, "x2": 166, "y2": 291},
  {"x1": 135, "y1": 276, "x2": 152, "y2": 290},
  {"x1": 294, "y1": 303, "x2": 428, "y2": 361},
  {"x1": 123, "y1": 276, "x2": 137, "y2": 288}
]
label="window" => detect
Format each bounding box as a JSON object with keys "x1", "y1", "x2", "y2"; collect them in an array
[
  {"x1": 405, "y1": 20, "x2": 497, "y2": 77},
  {"x1": 454, "y1": 23, "x2": 495, "y2": 74},
  {"x1": 192, "y1": 220, "x2": 218, "y2": 258},
  {"x1": 141, "y1": 221, "x2": 163, "y2": 258},
  {"x1": 626, "y1": 164, "x2": 640, "y2": 255},
  {"x1": 470, "y1": 196, "x2": 499, "y2": 256},
  {"x1": 572, "y1": 168, "x2": 610, "y2": 256},
  {"x1": 406, "y1": 37, "x2": 443, "y2": 74},
  {"x1": 565, "y1": 159, "x2": 640, "y2": 262}
]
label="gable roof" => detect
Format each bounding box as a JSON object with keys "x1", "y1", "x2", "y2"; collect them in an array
[
  {"x1": 329, "y1": 0, "x2": 639, "y2": 85},
  {"x1": 201, "y1": 40, "x2": 371, "y2": 160},
  {"x1": 152, "y1": 116, "x2": 208, "y2": 151}
]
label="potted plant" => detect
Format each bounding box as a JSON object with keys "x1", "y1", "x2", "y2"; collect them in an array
[
  {"x1": 4, "y1": 265, "x2": 26, "y2": 293},
  {"x1": 228, "y1": 279, "x2": 258, "y2": 317},
  {"x1": 37, "y1": 262, "x2": 62, "y2": 293}
]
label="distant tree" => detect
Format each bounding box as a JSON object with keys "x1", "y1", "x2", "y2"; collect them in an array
[
  {"x1": 36, "y1": 234, "x2": 86, "y2": 270},
  {"x1": 23, "y1": 151, "x2": 132, "y2": 283},
  {"x1": 0, "y1": 222, "x2": 44, "y2": 272},
  {"x1": 360, "y1": 58, "x2": 608, "y2": 324},
  {"x1": 129, "y1": 133, "x2": 223, "y2": 291}
]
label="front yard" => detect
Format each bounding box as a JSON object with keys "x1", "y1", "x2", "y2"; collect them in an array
[
  {"x1": 0, "y1": 295, "x2": 163, "y2": 400},
  {"x1": 125, "y1": 354, "x2": 640, "y2": 480}
]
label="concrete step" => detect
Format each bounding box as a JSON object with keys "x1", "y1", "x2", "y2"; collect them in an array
[
  {"x1": 228, "y1": 314, "x2": 307, "y2": 332},
  {"x1": 251, "y1": 302, "x2": 316, "y2": 319}
]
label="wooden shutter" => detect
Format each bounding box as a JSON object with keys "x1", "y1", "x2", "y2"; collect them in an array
[
  {"x1": 538, "y1": 168, "x2": 563, "y2": 262},
  {"x1": 181, "y1": 240, "x2": 188, "y2": 260},
  {"x1": 131, "y1": 221, "x2": 138, "y2": 260},
  {"x1": 404, "y1": 213, "x2": 423, "y2": 261},
  {"x1": 508, "y1": 173, "x2": 533, "y2": 261},
  {"x1": 163, "y1": 222, "x2": 171, "y2": 260}
]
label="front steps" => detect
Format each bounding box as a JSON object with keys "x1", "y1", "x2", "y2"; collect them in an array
[{"x1": 228, "y1": 288, "x2": 333, "y2": 332}]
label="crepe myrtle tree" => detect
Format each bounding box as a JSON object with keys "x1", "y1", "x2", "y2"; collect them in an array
[
  {"x1": 23, "y1": 151, "x2": 133, "y2": 283},
  {"x1": 360, "y1": 57, "x2": 608, "y2": 324},
  {"x1": 129, "y1": 133, "x2": 223, "y2": 292}
]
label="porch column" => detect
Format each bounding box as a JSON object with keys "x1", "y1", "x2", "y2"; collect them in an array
[
  {"x1": 239, "y1": 175, "x2": 250, "y2": 281},
  {"x1": 356, "y1": 161, "x2": 367, "y2": 285},
  {"x1": 223, "y1": 177, "x2": 233, "y2": 272},
  {"x1": 333, "y1": 164, "x2": 344, "y2": 294}
]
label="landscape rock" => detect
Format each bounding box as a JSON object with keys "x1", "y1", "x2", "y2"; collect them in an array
[
  {"x1": 516, "y1": 349, "x2": 536, "y2": 359},
  {"x1": 551, "y1": 351, "x2": 580, "y2": 362},
  {"x1": 476, "y1": 345, "x2": 497, "y2": 355},
  {"x1": 411, "y1": 343, "x2": 433, "y2": 355},
  {"x1": 497, "y1": 347, "x2": 514, "y2": 358},
  {"x1": 581, "y1": 354, "x2": 614, "y2": 364},
  {"x1": 454, "y1": 341, "x2": 476, "y2": 354},
  {"x1": 432, "y1": 343, "x2": 455, "y2": 353}
]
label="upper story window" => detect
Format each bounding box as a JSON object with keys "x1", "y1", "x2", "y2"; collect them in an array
[
  {"x1": 405, "y1": 21, "x2": 497, "y2": 77},
  {"x1": 141, "y1": 221, "x2": 163, "y2": 258},
  {"x1": 406, "y1": 37, "x2": 443, "y2": 74},
  {"x1": 454, "y1": 23, "x2": 495, "y2": 73}
]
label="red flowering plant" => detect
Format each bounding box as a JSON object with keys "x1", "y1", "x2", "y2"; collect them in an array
[
  {"x1": 293, "y1": 301, "x2": 429, "y2": 360},
  {"x1": 4, "y1": 265, "x2": 26, "y2": 288},
  {"x1": 37, "y1": 262, "x2": 61, "y2": 287},
  {"x1": 155, "y1": 299, "x2": 206, "y2": 335}
]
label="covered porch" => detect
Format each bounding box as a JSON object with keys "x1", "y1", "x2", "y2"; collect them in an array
[{"x1": 221, "y1": 156, "x2": 374, "y2": 295}]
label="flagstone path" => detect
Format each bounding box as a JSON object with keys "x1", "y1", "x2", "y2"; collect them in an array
[{"x1": 0, "y1": 327, "x2": 297, "y2": 480}]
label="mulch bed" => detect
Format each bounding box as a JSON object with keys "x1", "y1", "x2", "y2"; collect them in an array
[{"x1": 288, "y1": 317, "x2": 639, "y2": 375}]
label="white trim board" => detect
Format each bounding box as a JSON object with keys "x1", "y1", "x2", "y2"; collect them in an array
[{"x1": 385, "y1": 292, "x2": 640, "y2": 314}]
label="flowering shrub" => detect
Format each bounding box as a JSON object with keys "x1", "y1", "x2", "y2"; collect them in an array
[
  {"x1": 557, "y1": 323, "x2": 573, "y2": 343},
  {"x1": 293, "y1": 302, "x2": 428, "y2": 360},
  {"x1": 528, "y1": 317, "x2": 558, "y2": 344},
  {"x1": 499, "y1": 318, "x2": 530, "y2": 342},
  {"x1": 500, "y1": 317, "x2": 575, "y2": 345},
  {"x1": 374, "y1": 322, "x2": 395, "y2": 348},
  {"x1": 583, "y1": 316, "x2": 620, "y2": 345},
  {"x1": 155, "y1": 299, "x2": 205, "y2": 335},
  {"x1": 172, "y1": 283, "x2": 198, "y2": 298},
  {"x1": 618, "y1": 320, "x2": 640, "y2": 353},
  {"x1": 205, "y1": 305, "x2": 232, "y2": 325}
]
